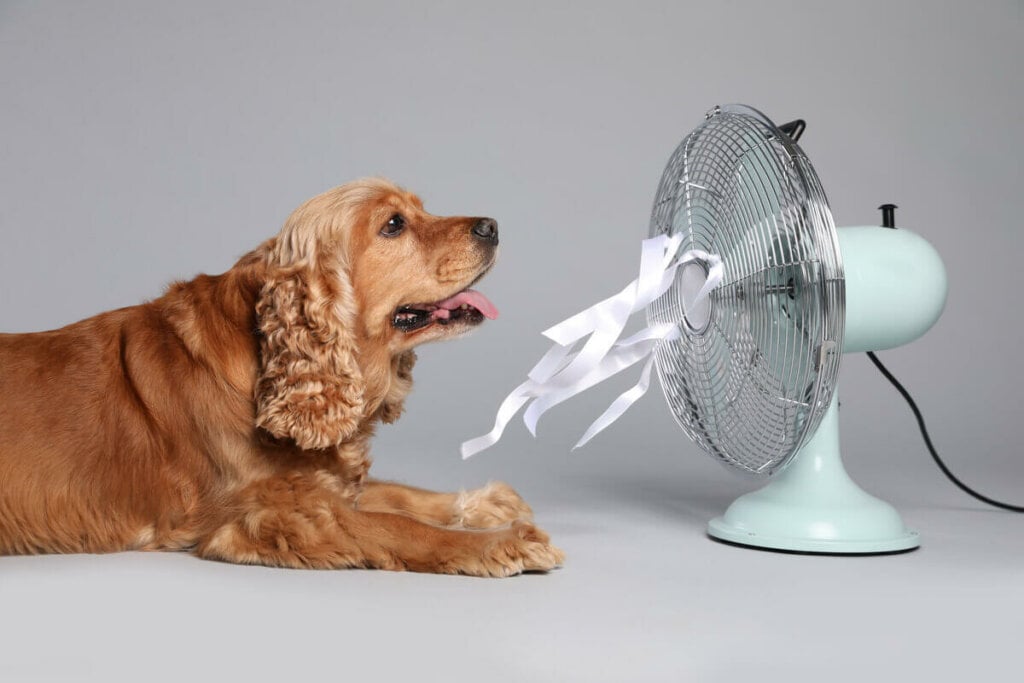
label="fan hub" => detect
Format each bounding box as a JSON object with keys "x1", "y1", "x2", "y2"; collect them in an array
[{"x1": 676, "y1": 259, "x2": 714, "y2": 334}]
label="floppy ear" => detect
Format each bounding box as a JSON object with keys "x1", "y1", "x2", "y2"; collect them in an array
[{"x1": 254, "y1": 261, "x2": 365, "y2": 450}]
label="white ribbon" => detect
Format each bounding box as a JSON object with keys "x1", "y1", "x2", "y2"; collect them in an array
[{"x1": 461, "y1": 234, "x2": 724, "y2": 459}]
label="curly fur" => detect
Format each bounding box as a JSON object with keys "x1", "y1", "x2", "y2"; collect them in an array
[
  {"x1": 255, "y1": 264, "x2": 366, "y2": 450},
  {"x1": 0, "y1": 178, "x2": 562, "y2": 576}
]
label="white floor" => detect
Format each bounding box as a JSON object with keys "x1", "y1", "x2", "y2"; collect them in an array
[{"x1": 3, "y1": 461, "x2": 1020, "y2": 683}]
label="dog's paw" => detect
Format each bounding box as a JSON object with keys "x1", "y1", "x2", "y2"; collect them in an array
[
  {"x1": 457, "y1": 522, "x2": 565, "y2": 578},
  {"x1": 453, "y1": 481, "x2": 534, "y2": 529}
]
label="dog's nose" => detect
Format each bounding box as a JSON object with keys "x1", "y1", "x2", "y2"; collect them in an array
[{"x1": 471, "y1": 218, "x2": 499, "y2": 245}]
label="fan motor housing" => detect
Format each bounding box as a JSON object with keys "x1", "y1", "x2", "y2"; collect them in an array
[{"x1": 838, "y1": 226, "x2": 947, "y2": 353}]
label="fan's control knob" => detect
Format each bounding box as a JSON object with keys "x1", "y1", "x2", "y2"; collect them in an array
[{"x1": 879, "y1": 203, "x2": 897, "y2": 229}]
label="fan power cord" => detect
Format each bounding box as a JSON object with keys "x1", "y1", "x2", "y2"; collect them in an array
[{"x1": 866, "y1": 351, "x2": 1024, "y2": 513}]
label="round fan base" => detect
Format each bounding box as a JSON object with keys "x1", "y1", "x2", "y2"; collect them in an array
[
  {"x1": 707, "y1": 520, "x2": 920, "y2": 555},
  {"x1": 706, "y1": 393, "x2": 921, "y2": 555}
]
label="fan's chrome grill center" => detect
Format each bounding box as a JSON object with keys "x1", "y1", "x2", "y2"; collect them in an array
[{"x1": 676, "y1": 260, "x2": 713, "y2": 334}]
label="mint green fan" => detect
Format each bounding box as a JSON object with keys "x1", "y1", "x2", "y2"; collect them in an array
[{"x1": 648, "y1": 104, "x2": 947, "y2": 554}]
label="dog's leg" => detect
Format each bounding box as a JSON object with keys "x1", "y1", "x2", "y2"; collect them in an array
[
  {"x1": 194, "y1": 472, "x2": 562, "y2": 576},
  {"x1": 356, "y1": 480, "x2": 534, "y2": 529}
]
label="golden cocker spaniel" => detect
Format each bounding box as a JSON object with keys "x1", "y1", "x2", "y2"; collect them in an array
[{"x1": 0, "y1": 178, "x2": 563, "y2": 577}]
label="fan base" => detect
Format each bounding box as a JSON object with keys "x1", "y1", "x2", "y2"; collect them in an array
[
  {"x1": 707, "y1": 519, "x2": 919, "y2": 554},
  {"x1": 706, "y1": 393, "x2": 921, "y2": 555}
]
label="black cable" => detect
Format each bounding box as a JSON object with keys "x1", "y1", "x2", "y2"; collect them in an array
[{"x1": 866, "y1": 351, "x2": 1024, "y2": 513}]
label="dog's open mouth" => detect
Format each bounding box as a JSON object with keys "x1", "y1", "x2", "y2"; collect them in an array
[{"x1": 392, "y1": 289, "x2": 499, "y2": 332}]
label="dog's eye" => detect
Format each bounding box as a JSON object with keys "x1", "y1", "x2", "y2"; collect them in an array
[{"x1": 380, "y1": 214, "x2": 405, "y2": 237}]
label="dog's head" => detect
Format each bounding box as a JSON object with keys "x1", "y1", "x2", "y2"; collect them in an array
[
  {"x1": 344, "y1": 181, "x2": 499, "y2": 349},
  {"x1": 253, "y1": 178, "x2": 498, "y2": 450}
]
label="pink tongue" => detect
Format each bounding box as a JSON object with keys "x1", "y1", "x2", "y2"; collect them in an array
[{"x1": 432, "y1": 289, "x2": 499, "y2": 319}]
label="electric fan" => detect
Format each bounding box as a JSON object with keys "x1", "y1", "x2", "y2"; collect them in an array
[
  {"x1": 646, "y1": 104, "x2": 946, "y2": 553},
  {"x1": 463, "y1": 103, "x2": 950, "y2": 554}
]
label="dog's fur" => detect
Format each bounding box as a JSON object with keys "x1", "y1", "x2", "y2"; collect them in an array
[{"x1": 0, "y1": 179, "x2": 562, "y2": 576}]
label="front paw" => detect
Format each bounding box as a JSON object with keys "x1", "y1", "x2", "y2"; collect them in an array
[
  {"x1": 461, "y1": 522, "x2": 565, "y2": 578},
  {"x1": 453, "y1": 481, "x2": 534, "y2": 529}
]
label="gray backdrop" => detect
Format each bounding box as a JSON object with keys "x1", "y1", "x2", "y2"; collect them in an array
[{"x1": 1, "y1": 2, "x2": 1021, "y2": 682}]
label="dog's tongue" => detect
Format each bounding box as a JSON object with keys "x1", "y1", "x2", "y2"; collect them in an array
[{"x1": 434, "y1": 289, "x2": 499, "y2": 319}]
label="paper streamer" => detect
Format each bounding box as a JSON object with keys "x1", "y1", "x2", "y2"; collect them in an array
[{"x1": 461, "y1": 234, "x2": 723, "y2": 459}]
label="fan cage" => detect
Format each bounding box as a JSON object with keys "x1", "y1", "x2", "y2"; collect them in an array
[{"x1": 647, "y1": 104, "x2": 844, "y2": 476}]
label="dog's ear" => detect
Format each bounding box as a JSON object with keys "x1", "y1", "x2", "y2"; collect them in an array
[
  {"x1": 254, "y1": 256, "x2": 365, "y2": 450},
  {"x1": 378, "y1": 351, "x2": 416, "y2": 424}
]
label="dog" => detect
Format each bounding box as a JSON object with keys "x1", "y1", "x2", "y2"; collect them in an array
[{"x1": 0, "y1": 178, "x2": 563, "y2": 576}]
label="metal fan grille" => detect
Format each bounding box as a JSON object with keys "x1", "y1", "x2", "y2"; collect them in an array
[{"x1": 647, "y1": 105, "x2": 844, "y2": 476}]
